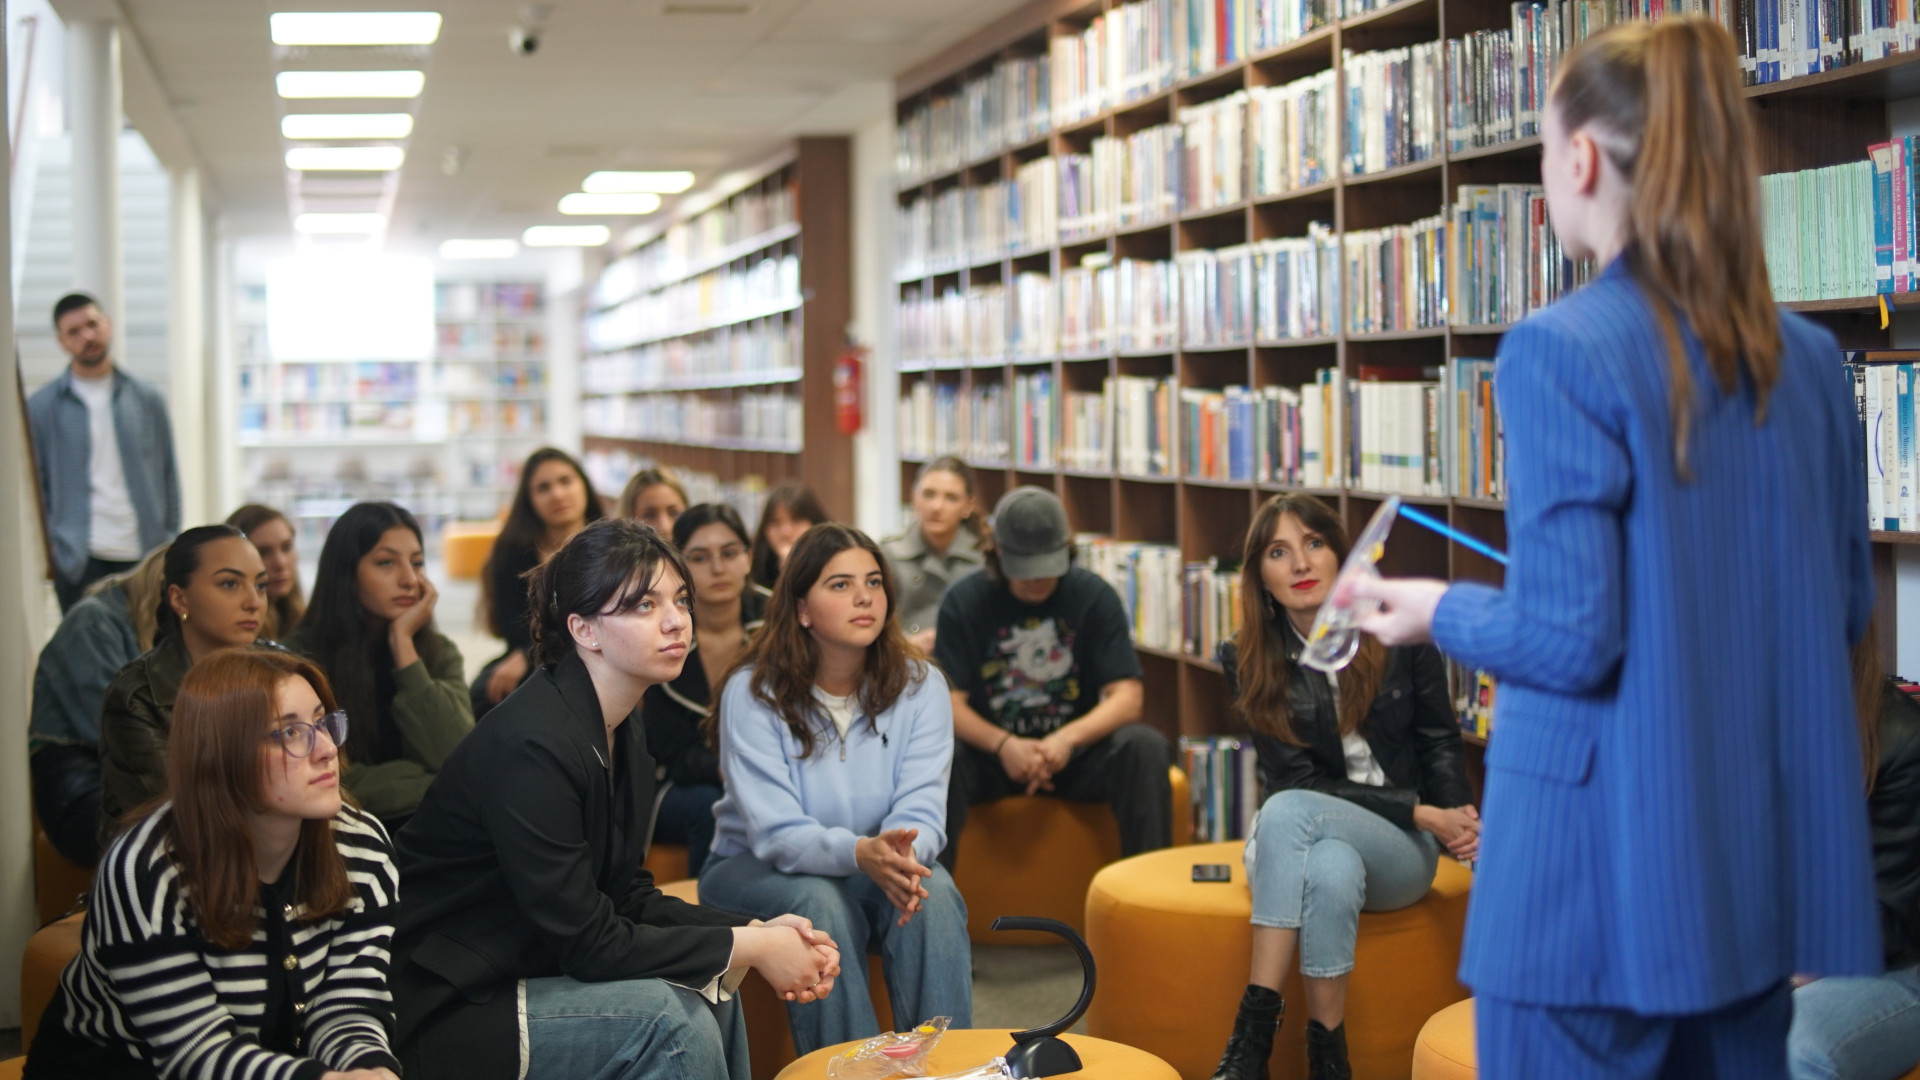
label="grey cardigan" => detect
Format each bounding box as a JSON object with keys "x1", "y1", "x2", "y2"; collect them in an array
[{"x1": 27, "y1": 368, "x2": 179, "y2": 584}]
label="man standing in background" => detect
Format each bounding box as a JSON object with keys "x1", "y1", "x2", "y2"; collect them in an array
[{"x1": 28, "y1": 293, "x2": 179, "y2": 610}]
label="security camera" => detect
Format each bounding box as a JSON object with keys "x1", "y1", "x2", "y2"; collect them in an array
[{"x1": 508, "y1": 26, "x2": 539, "y2": 54}]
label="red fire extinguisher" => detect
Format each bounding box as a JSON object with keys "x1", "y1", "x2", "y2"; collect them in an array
[{"x1": 833, "y1": 346, "x2": 865, "y2": 436}]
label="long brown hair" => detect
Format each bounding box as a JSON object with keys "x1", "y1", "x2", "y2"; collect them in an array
[
  {"x1": 481, "y1": 447, "x2": 607, "y2": 638},
  {"x1": 1854, "y1": 621, "x2": 1885, "y2": 794},
  {"x1": 711, "y1": 523, "x2": 925, "y2": 760},
  {"x1": 618, "y1": 466, "x2": 689, "y2": 520},
  {"x1": 914, "y1": 456, "x2": 989, "y2": 547},
  {"x1": 88, "y1": 543, "x2": 171, "y2": 652},
  {"x1": 1232, "y1": 495, "x2": 1386, "y2": 744},
  {"x1": 161, "y1": 647, "x2": 356, "y2": 951},
  {"x1": 228, "y1": 504, "x2": 307, "y2": 639},
  {"x1": 1550, "y1": 17, "x2": 1780, "y2": 479}
]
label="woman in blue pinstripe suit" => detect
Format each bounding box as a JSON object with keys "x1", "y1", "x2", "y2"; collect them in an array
[{"x1": 1348, "y1": 17, "x2": 1881, "y2": 1080}]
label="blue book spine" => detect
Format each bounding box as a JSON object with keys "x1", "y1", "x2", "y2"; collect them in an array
[{"x1": 1902, "y1": 364, "x2": 1916, "y2": 530}]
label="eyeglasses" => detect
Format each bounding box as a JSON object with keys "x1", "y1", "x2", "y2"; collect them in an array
[{"x1": 267, "y1": 711, "x2": 348, "y2": 758}]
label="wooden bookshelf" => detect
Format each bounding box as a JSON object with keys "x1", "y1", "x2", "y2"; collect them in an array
[
  {"x1": 891, "y1": 0, "x2": 1916, "y2": 746},
  {"x1": 581, "y1": 138, "x2": 854, "y2": 520}
]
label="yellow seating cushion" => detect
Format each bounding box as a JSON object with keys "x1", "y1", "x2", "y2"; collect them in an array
[
  {"x1": 0, "y1": 1057, "x2": 22, "y2": 1079},
  {"x1": 22, "y1": 912, "x2": 85, "y2": 1050},
  {"x1": 1412, "y1": 998, "x2": 1477, "y2": 1080},
  {"x1": 1086, "y1": 841, "x2": 1472, "y2": 1080},
  {"x1": 774, "y1": 1028, "x2": 1179, "y2": 1080},
  {"x1": 646, "y1": 843, "x2": 691, "y2": 885},
  {"x1": 442, "y1": 523, "x2": 500, "y2": 580},
  {"x1": 952, "y1": 765, "x2": 1187, "y2": 944},
  {"x1": 34, "y1": 825, "x2": 92, "y2": 928}
]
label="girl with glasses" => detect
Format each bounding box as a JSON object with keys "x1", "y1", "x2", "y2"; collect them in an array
[{"x1": 26, "y1": 647, "x2": 403, "y2": 1080}]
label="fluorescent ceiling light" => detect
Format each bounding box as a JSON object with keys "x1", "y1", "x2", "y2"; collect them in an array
[
  {"x1": 276, "y1": 70, "x2": 425, "y2": 99},
  {"x1": 440, "y1": 238, "x2": 521, "y2": 259},
  {"x1": 523, "y1": 225, "x2": 611, "y2": 247},
  {"x1": 582, "y1": 170, "x2": 696, "y2": 194},
  {"x1": 296, "y1": 212, "x2": 386, "y2": 234},
  {"x1": 286, "y1": 146, "x2": 405, "y2": 171},
  {"x1": 559, "y1": 192, "x2": 662, "y2": 216},
  {"x1": 271, "y1": 12, "x2": 443, "y2": 46},
  {"x1": 282, "y1": 113, "x2": 414, "y2": 139}
]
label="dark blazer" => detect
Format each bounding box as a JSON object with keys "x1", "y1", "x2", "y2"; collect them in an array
[
  {"x1": 1876, "y1": 678, "x2": 1920, "y2": 970},
  {"x1": 1217, "y1": 630, "x2": 1473, "y2": 830},
  {"x1": 641, "y1": 586, "x2": 768, "y2": 789},
  {"x1": 390, "y1": 651, "x2": 751, "y2": 1080}
]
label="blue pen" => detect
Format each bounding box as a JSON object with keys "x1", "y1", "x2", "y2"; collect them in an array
[{"x1": 1395, "y1": 504, "x2": 1510, "y2": 565}]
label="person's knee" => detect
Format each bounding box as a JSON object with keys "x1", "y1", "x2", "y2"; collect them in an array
[
  {"x1": 1107, "y1": 723, "x2": 1172, "y2": 769},
  {"x1": 1304, "y1": 839, "x2": 1365, "y2": 906},
  {"x1": 1258, "y1": 789, "x2": 1329, "y2": 839},
  {"x1": 916, "y1": 869, "x2": 970, "y2": 933}
]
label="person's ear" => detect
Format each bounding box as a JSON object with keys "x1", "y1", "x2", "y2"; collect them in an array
[
  {"x1": 567, "y1": 612, "x2": 599, "y2": 652},
  {"x1": 796, "y1": 598, "x2": 812, "y2": 630},
  {"x1": 1570, "y1": 128, "x2": 1603, "y2": 197},
  {"x1": 168, "y1": 583, "x2": 190, "y2": 619}
]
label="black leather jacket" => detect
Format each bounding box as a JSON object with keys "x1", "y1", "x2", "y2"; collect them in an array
[
  {"x1": 1874, "y1": 677, "x2": 1920, "y2": 969},
  {"x1": 1218, "y1": 627, "x2": 1474, "y2": 830}
]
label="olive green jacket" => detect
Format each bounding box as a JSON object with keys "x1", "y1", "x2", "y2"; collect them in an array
[{"x1": 96, "y1": 633, "x2": 193, "y2": 846}]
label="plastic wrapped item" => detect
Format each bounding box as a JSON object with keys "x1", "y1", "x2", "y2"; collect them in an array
[
  {"x1": 825, "y1": 1017, "x2": 953, "y2": 1079},
  {"x1": 924, "y1": 1062, "x2": 1012, "y2": 1080},
  {"x1": 1300, "y1": 495, "x2": 1400, "y2": 673}
]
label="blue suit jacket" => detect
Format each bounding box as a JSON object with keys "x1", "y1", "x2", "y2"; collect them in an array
[{"x1": 1433, "y1": 258, "x2": 1881, "y2": 1011}]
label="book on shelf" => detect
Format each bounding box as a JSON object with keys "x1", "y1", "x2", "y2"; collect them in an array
[
  {"x1": 1181, "y1": 91, "x2": 1249, "y2": 214},
  {"x1": 1110, "y1": 374, "x2": 1179, "y2": 476},
  {"x1": 1255, "y1": 227, "x2": 1342, "y2": 341},
  {"x1": 1076, "y1": 534, "x2": 1187, "y2": 651},
  {"x1": 1063, "y1": 386, "x2": 1110, "y2": 470},
  {"x1": 1343, "y1": 44, "x2": 1442, "y2": 178},
  {"x1": 971, "y1": 381, "x2": 1010, "y2": 463},
  {"x1": 586, "y1": 252, "x2": 798, "y2": 352},
  {"x1": 1763, "y1": 161, "x2": 1875, "y2": 302},
  {"x1": 1179, "y1": 246, "x2": 1256, "y2": 348},
  {"x1": 969, "y1": 283, "x2": 1009, "y2": 361},
  {"x1": 1181, "y1": 385, "x2": 1256, "y2": 482},
  {"x1": 1351, "y1": 371, "x2": 1444, "y2": 497},
  {"x1": 1183, "y1": 557, "x2": 1243, "y2": 658},
  {"x1": 1061, "y1": 263, "x2": 1115, "y2": 354},
  {"x1": 1249, "y1": 71, "x2": 1336, "y2": 198},
  {"x1": 1011, "y1": 272, "x2": 1058, "y2": 357},
  {"x1": 1115, "y1": 258, "x2": 1180, "y2": 352},
  {"x1": 1445, "y1": 358, "x2": 1503, "y2": 500},
  {"x1": 592, "y1": 186, "x2": 795, "y2": 307},
  {"x1": 580, "y1": 389, "x2": 801, "y2": 448},
  {"x1": 581, "y1": 317, "x2": 797, "y2": 394},
  {"x1": 1180, "y1": 737, "x2": 1262, "y2": 843},
  {"x1": 1014, "y1": 371, "x2": 1058, "y2": 468},
  {"x1": 1013, "y1": 158, "x2": 1059, "y2": 250},
  {"x1": 1448, "y1": 660, "x2": 1497, "y2": 739},
  {"x1": 1102, "y1": 124, "x2": 1181, "y2": 228},
  {"x1": 1447, "y1": 184, "x2": 1582, "y2": 327},
  {"x1": 1847, "y1": 351, "x2": 1920, "y2": 531},
  {"x1": 1343, "y1": 214, "x2": 1448, "y2": 334}
]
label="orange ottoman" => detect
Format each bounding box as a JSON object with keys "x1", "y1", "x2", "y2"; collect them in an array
[
  {"x1": 22, "y1": 912, "x2": 85, "y2": 1050},
  {"x1": 1412, "y1": 998, "x2": 1476, "y2": 1080},
  {"x1": 442, "y1": 523, "x2": 500, "y2": 580},
  {"x1": 954, "y1": 765, "x2": 1188, "y2": 944},
  {"x1": 1086, "y1": 841, "x2": 1472, "y2": 1080},
  {"x1": 0, "y1": 1058, "x2": 21, "y2": 1079},
  {"x1": 774, "y1": 1028, "x2": 1178, "y2": 1079},
  {"x1": 646, "y1": 843, "x2": 691, "y2": 884},
  {"x1": 34, "y1": 824, "x2": 92, "y2": 927}
]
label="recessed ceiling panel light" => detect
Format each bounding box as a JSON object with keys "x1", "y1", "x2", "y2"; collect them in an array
[
  {"x1": 286, "y1": 146, "x2": 406, "y2": 171},
  {"x1": 523, "y1": 225, "x2": 611, "y2": 247},
  {"x1": 270, "y1": 12, "x2": 443, "y2": 46},
  {"x1": 282, "y1": 113, "x2": 415, "y2": 139},
  {"x1": 276, "y1": 70, "x2": 425, "y2": 99},
  {"x1": 558, "y1": 192, "x2": 662, "y2": 215},
  {"x1": 582, "y1": 170, "x2": 696, "y2": 194},
  {"x1": 439, "y1": 239, "x2": 521, "y2": 259},
  {"x1": 296, "y1": 212, "x2": 386, "y2": 234}
]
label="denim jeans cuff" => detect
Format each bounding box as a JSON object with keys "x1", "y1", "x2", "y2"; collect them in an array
[{"x1": 1298, "y1": 962, "x2": 1357, "y2": 979}]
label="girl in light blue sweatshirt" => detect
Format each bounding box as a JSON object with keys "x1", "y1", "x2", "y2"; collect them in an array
[{"x1": 701, "y1": 522, "x2": 971, "y2": 1055}]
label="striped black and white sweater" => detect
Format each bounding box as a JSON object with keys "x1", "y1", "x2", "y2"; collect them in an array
[{"x1": 47, "y1": 802, "x2": 401, "y2": 1080}]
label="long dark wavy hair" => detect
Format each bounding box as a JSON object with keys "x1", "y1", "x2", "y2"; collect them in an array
[
  {"x1": 711, "y1": 523, "x2": 925, "y2": 760},
  {"x1": 481, "y1": 447, "x2": 606, "y2": 637},
  {"x1": 1232, "y1": 494, "x2": 1386, "y2": 744},
  {"x1": 748, "y1": 481, "x2": 829, "y2": 589},
  {"x1": 297, "y1": 502, "x2": 448, "y2": 765},
  {"x1": 526, "y1": 518, "x2": 691, "y2": 668}
]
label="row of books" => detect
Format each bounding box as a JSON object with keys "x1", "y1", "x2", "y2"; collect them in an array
[
  {"x1": 1344, "y1": 43, "x2": 1443, "y2": 178},
  {"x1": 1852, "y1": 352, "x2": 1920, "y2": 531},
  {"x1": 579, "y1": 389, "x2": 802, "y2": 449},
  {"x1": 897, "y1": 380, "x2": 1010, "y2": 462},
  {"x1": 1249, "y1": 72, "x2": 1337, "y2": 197},
  {"x1": 586, "y1": 253, "x2": 800, "y2": 353},
  {"x1": 583, "y1": 451, "x2": 774, "y2": 532},
  {"x1": 1013, "y1": 371, "x2": 1058, "y2": 469},
  {"x1": 1873, "y1": 140, "x2": 1920, "y2": 296},
  {"x1": 239, "y1": 361, "x2": 418, "y2": 401},
  {"x1": 435, "y1": 282, "x2": 544, "y2": 321},
  {"x1": 581, "y1": 317, "x2": 799, "y2": 395},
  {"x1": 1448, "y1": 184, "x2": 1582, "y2": 327},
  {"x1": 436, "y1": 360, "x2": 543, "y2": 398},
  {"x1": 1077, "y1": 535, "x2": 1188, "y2": 652},
  {"x1": 593, "y1": 184, "x2": 797, "y2": 307},
  {"x1": 1344, "y1": 214, "x2": 1449, "y2": 334},
  {"x1": 446, "y1": 400, "x2": 546, "y2": 437},
  {"x1": 1053, "y1": 0, "x2": 1183, "y2": 125},
  {"x1": 1762, "y1": 161, "x2": 1876, "y2": 303},
  {"x1": 1182, "y1": 92, "x2": 1250, "y2": 214},
  {"x1": 1181, "y1": 738, "x2": 1260, "y2": 843},
  {"x1": 435, "y1": 322, "x2": 546, "y2": 358},
  {"x1": 896, "y1": 54, "x2": 1053, "y2": 183}
]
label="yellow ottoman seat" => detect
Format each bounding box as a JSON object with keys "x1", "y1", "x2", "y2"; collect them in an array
[
  {"x1": 442, "y1": 523, "x2": 500, "y2": 580},
  {"x1": 774, "y1": 1029, "x2": 1179, "y2": 1080},
  {"x1": 646, "y1": 843, "x2": 691, "y2": 884},
  {"x1": 22, "y1": 912, "x2": 85, "y2": 1050},
  {"x1": 34, "y1": 823, "x2": 92, "y2": 928},
  {"x1": 0, "y1": 1058, "x2": 22, "y2": 1079},
  {"x1": 953, "y1": 765, "x2": 1187, "y2": 944},
  {"x1": 1086, "y1": 841, "x2": 1472, "y2": 1080},
  {"x1": 1412, "y1": 998, "x2": 1476, "y2": 1080}
]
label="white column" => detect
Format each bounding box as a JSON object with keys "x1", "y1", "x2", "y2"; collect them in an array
[
  {"x1": 210, "y1": 226, "x2": 240, "y2": 517},
  {"x1": 168, "y1": 167, "x2": 206, "y2": 523},
  {"x1": 851, "y1": 102, "x2": 899, "y2": 538},
  {"x1": 66, "y1": 19, "x2": 123, "y2": 329},
  {"x1": 545, "y1": 249, "x2": 587, "y2": 453}
]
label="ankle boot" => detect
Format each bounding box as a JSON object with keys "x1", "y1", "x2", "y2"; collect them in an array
[
  {"x1": 1305, "y1": 1018, "x2": 1352, "y2": 1080},
  {"x1": 1208, "y1": 985, "x2": 1284, "y2": 1080}
]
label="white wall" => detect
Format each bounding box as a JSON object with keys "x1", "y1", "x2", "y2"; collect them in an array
[{"x1": 849, "y1": 87, "x2": 898, "y2": 539}]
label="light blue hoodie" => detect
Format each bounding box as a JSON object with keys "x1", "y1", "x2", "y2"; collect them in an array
[{"x1": 708, "y1": 659, "x2": 953, "y2": 875}]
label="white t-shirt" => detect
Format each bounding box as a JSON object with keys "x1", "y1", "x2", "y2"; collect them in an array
[
  {"x1": 1289, "y1": 619, "x2": 1387, "y2": 787},
  {"x1": 69, "y1": 373, "x2": 142, "y2": 560},
  {"x1": 815, "y1": 687, "x2": 857, "y2": 741}
]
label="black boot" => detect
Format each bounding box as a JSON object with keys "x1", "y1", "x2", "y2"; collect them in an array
[
  {"x1": 1209, "y1": 985, "x2": 1284, "y2": 1080},
  {"x1": 1305, "y1": 1018, "x2": 1352, "y2": 1080}
]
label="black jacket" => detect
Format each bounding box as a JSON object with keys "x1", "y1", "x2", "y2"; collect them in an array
[
  {"x1": 641, "y1": 586, "x2": 767, "y2": 789},
  {"x1": 390, "y1": 652, "x2": 750, "y2": 1080},
  {"x1": 1874, "y1": 677, "x2": 1920, "y2": 969},
  {"x1": 1217, "y1": 628, "x2": 1473, "y2": 830}
]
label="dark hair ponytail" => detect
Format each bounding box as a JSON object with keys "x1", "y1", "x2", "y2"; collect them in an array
[
  {"x1": 527, "y1": 518, "x2": 693, "y2": 667},
  {"x1": 157, "y1": 525, "x2": 248, "y2": 641}
]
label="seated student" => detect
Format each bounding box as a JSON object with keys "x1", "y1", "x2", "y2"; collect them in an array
[
  {"x1": 883, "y1": 456, "x2": 986, "y2": 654},
  {"x1": 1208, "y1": 494, "x2": 1477, "y2": 1080},
  {"x1": 30, "y1": 545, "x2": 167, "y2": 868},
  {"x1": 26, "y1": 647, "x2": 402, "y2": 1080},
  {"x1": 642, "y1": 503, "x2": 767, "y2": 877},
  {"x1": 284, "y1": 501, "x2": 472, "y2": 826},
  {"x1": 98, "y1": 525, "x2": 270, "y2": 843},
  {"x1": 473, "y1": 448, "x2": 606, "y2": 716},
  {"x1": 620, "y1": 466, "x2": 688, "y2": 534},
  {"x1": 933, "y1": 486, "x2": 1172, "y2": 871},
  {"x1": 749, "y1": 481, "x2": 827, "y2": 590},
  {"x1": 227, "y1": 503, "x2": 307, "y2": 639},
  {"x1": 701, "y1": 522, "x2": 971, "y2": 1056},
  {"x1": 1789, "y1": 637, "x2": 1920, "y2": 1080},
  {"x1": 391, "y1": 518, "x2": 840, "y2": 1080}
]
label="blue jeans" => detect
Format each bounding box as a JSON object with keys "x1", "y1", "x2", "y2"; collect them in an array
[
  {"x1": 1479, "y1": 983, "x2": 1793, "y2": 1080},
  {"x1": 1790, "y1": 965, "x2": 1920, "y2": 1080},
  {"x1": 522, "y1": 973, "x2": 750, "y2": 1080},
  {"x1": 654, "y1": 783, "x2": 723, "y2": 877},
  {"x1": 699, "y1": 852, "x2": 973, "y2": 1056},
  {"x1": 1243, "y1": 789, "x2": 1440, "y2": 977}
]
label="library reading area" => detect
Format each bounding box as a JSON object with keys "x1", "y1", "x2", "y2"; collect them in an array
[{"x1": 0, "y1": 0, "x2": 1916, "y2": 1078}]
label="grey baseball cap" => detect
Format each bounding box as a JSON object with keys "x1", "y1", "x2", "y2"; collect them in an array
[{"x1": 992, "y1": 486, "x2": 1071, "y2": 580}]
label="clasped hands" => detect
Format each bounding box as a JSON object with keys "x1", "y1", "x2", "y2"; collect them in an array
[
  {"x1": 855, "y1": 827, "x2": 934, "y2": 928},
  {"x1": 996, "y1": 729, "x2": 1072, "y2": 795},
  {"x1": 744, "y1": 913, "x2": 843, "y2": 1004},
  {"x1": 1414, "y1": 803, "x2": 1482, "y2": 860}
]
